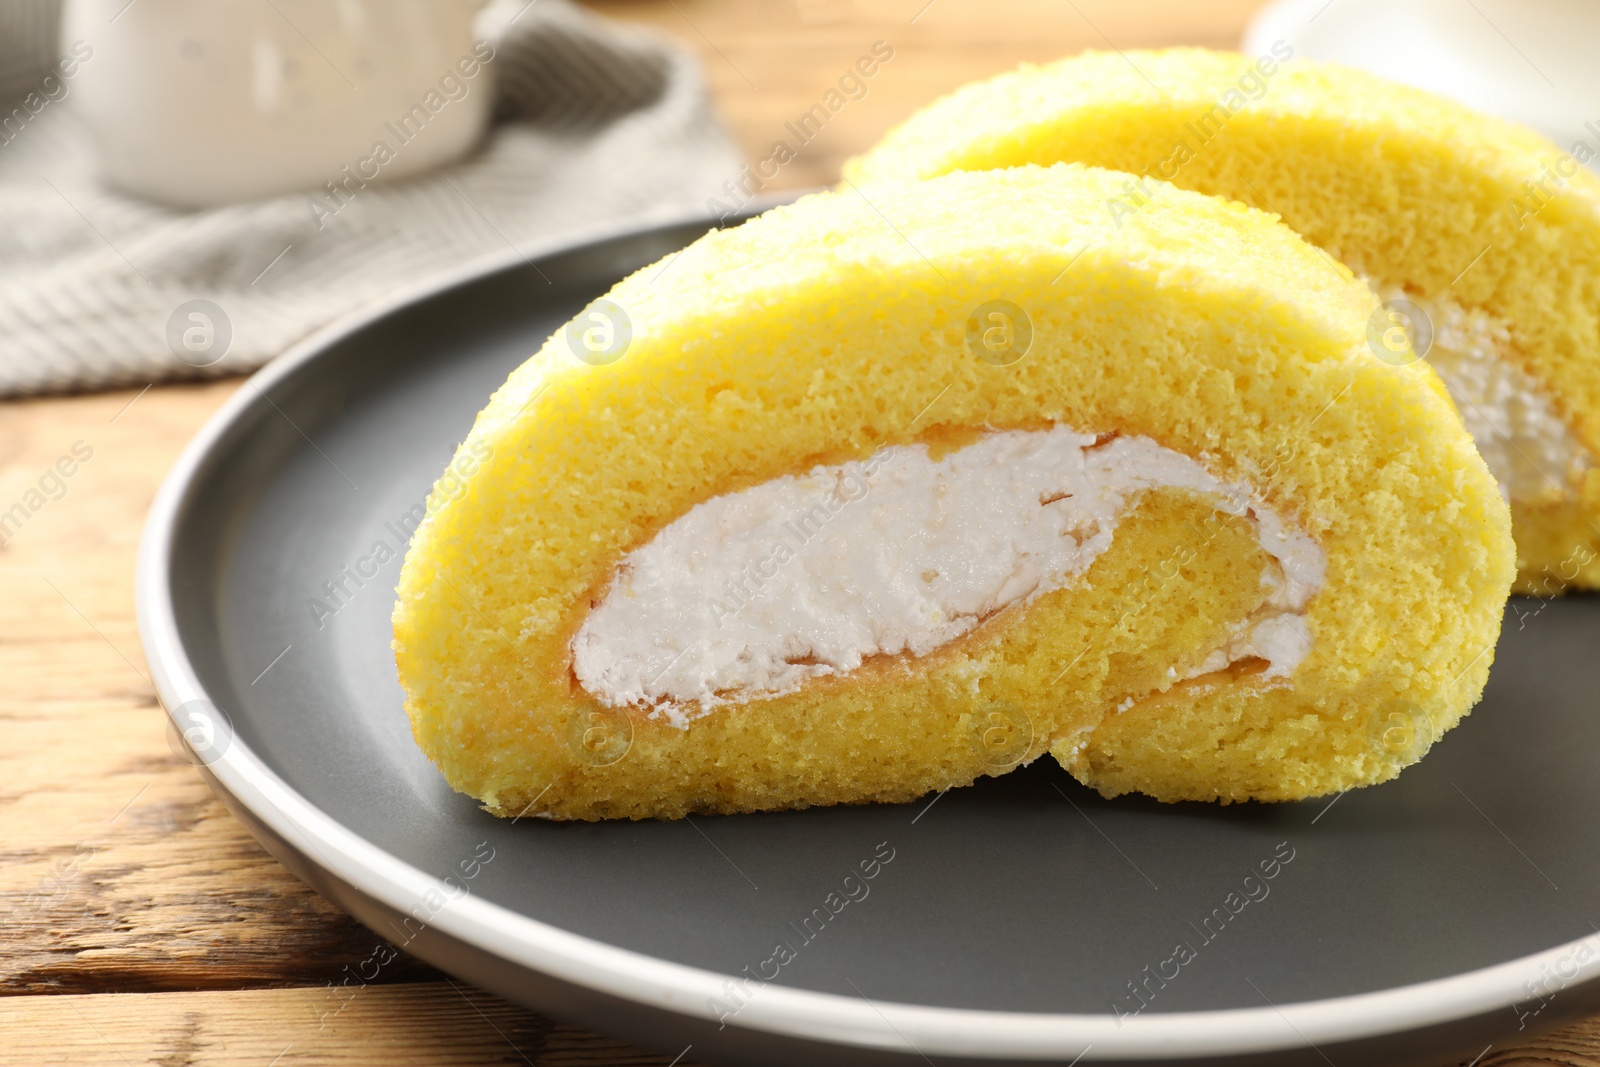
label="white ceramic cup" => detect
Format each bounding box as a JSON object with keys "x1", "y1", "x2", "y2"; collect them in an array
[{"x1": 61, "y1": 0, "x2": 496, "y2": 208}]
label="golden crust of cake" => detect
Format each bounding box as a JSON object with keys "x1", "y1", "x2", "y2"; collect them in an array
[
  {"x1": 392, "y1": 163, "x2": 1513, "y2": 820},
  {"x1": 846, "y1": 47, "x2": 1600, "y2": 594}
]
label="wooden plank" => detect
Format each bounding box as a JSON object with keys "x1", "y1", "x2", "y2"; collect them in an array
[
  {"x1": 2, "y1": 981, "x2": 1600, "y2": 1066},
  {"x1": 4, "y1": 1, "x2": 1599, "y2": 1062},
  {"x1": 0, "y1": 982, "x2": 702, "y2": 1066},
  {"x1": 0, "y1": 382, "x2": 436, "y2": 994}
]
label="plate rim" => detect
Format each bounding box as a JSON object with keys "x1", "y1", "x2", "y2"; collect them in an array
[{"x1": 135, "y1": 204, "x2": 1600, "y2": 1061}]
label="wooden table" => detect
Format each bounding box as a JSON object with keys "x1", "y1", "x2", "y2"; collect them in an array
[{"x1": 2, "y1": 1, "x2": 1595, "y2": 1063}]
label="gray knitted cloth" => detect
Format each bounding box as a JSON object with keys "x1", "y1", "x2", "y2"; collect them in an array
[{"x1": 0, "y1": 0, "x2": 741, "y2": 396}]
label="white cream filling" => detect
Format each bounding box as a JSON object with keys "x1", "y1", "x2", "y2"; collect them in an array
[
  {"x1": 570, "y1": 427, "x2": 1326, "y2": 727},
  {"x1": 1385, "y1": 289, "x2": 1591, "y2": 503}
]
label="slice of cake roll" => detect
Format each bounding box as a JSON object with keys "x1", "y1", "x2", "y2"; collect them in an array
[
  {"x1": 392, "y1": 164, "x2": 1512, "y2": 820},
  {"x1": 847, "y1": 48, "x2": 1600, "y2": 595}
]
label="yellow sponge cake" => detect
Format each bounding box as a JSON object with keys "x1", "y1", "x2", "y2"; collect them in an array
[{"x1": 393, "y1": 164, "x2": 1512, "y2": 820}]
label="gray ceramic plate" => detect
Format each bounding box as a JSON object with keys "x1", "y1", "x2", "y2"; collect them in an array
[{"x1": 138, "y1": 207, "x2": 1600, "y2": 1067}]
